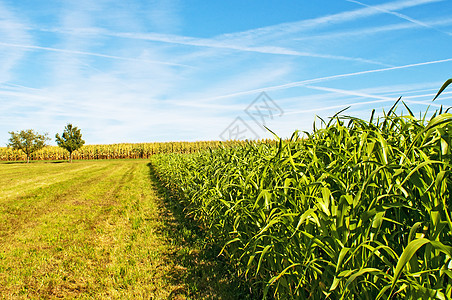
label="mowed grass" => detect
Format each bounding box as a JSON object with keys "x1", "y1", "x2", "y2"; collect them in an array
[{"x1": 0, "y1": 160, "x2": 243, "y2": 299}]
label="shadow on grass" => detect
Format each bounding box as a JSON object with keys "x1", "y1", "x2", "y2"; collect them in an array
[
  {"x1": 0, "y1": 161, "x2": 28, "y2": 164},
  {"x1": 0, "y1": 160, "x2": 66, "y2": 164},
  {"x1": 147, "y1": 163, "x2": 256, "y2": 300}
]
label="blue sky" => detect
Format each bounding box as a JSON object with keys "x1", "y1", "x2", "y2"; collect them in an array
[{"x1": 0, "y1": 0, "x2": 451, "y2": 145}]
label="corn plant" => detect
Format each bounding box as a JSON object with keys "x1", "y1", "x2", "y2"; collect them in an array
[
  {"x1": 0, "y1": 140, "x2": 265, "y2": 161},
  {"x1": 151, "y1": 80, "x2": 452, "y2": 299}
]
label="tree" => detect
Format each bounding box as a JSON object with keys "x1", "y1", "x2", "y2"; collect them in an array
[
  {"x1": 8, "y1": 129, "x2": 50, "y2": 163},
  {"x1": 55, "y1": 124, "x2": 85, "y2": 163}
]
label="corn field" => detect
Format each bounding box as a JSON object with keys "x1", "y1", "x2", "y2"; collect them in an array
[
  {"x1": 0, "y1": 140, "x2": 261, "y2": 161},
  {"x1": 150, "y1": 83, "x2": 452, "y2": 299}
]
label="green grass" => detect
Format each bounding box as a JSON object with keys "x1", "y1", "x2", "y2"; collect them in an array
[{"x1": 0, "y1": 160, "x2": 249, "y2": 299}]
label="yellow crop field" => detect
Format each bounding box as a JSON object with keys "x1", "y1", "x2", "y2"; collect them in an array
[{"x1": 0, "y1": 140, "x2": 272, "y2": 162}]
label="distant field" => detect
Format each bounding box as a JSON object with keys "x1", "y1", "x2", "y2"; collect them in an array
[
  {"x1": 0, "y1": 140, "x2": 257, "y2": 162},
  {"x1": 0, "y1": 160, "x2": 245, "y2": 299}
]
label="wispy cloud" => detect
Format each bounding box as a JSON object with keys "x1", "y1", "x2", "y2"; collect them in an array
[
  {"x1": 13, "y1": 0, "x2": 441, "y2": 86},
  {"x1": 0, "y1": 1, "x2": 33, "y2": 83},
  {"x1": 32, "y1": 0, "x2": 444, "y2": 65},
  {"x1": 146, "y1": 0, "x2": 182, "y2": 33},
  {"x1": 31, "y1": 27, "x2": 388, "y2": 66}
]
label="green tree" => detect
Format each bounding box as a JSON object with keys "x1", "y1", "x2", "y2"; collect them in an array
[
  {"x1": 7, "y1": 129, "x2": 50, "y2": 163},
  {"x1": 55, "y1": 124, "x2": 85, "y2": 163}
]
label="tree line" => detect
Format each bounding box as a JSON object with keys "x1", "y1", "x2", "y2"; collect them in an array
[{"x1": 7, "y1": 124, "x2": 85, "y2": 163}]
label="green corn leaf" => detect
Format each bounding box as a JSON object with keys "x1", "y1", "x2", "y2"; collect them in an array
[
  {"x1": 343, "y1": 268, "x2": 381, "y2": 292},
  {"x1": 408, "y1": 222, "x2": 423, "y2": 243},
  {"x1": 264, "y1": 263, "x2": 301, "y2": 298},
  {"x1": 433, "y1": 78, "x2": 452, "y2": 101},
  {"x1": 256, "y1": 244, "x2": 272, "y2": 276},
  {"x1": 389, "y1": 238, "x2": 447, "y2": 298}
]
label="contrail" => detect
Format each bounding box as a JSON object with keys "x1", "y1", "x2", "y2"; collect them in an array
[
  {"x1": 347, "y1": 0, "x2": 452, "y2": 36},
  {"x1": 198, "y1": 58, "x2": 452, "y2": 101},
  {"x1": 219, "y1": 0, "x2": 444, "y2": 41},
  {"x1": 285, "y1": 96, "x2": 443, "y2": 116},
  {"x1": 0, "y1": 42, "x2": 191, "y2": 68},
  {"x1": 304, "y1": 85, "x2": 394, "y2": 101},
  {"x1": 305, "y1": 84, "x2": 443, "y2": 107}
]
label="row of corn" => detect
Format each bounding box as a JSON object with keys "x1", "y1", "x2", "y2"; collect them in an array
[
  {"x1": 0, "y1": 140, "x2": 273, "y2": 161},
  {"x1": 151, "y1": 101, "x2": 452, "y2": 299}
]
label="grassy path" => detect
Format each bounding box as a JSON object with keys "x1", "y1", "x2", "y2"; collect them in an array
[{"x1": 0, "y1": 160, "x2": 244, "y2": 299}]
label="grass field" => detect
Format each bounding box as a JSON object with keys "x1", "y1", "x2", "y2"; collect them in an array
[{"x1": 0, "y1": 160, "x2": 248, "y2": 299}]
